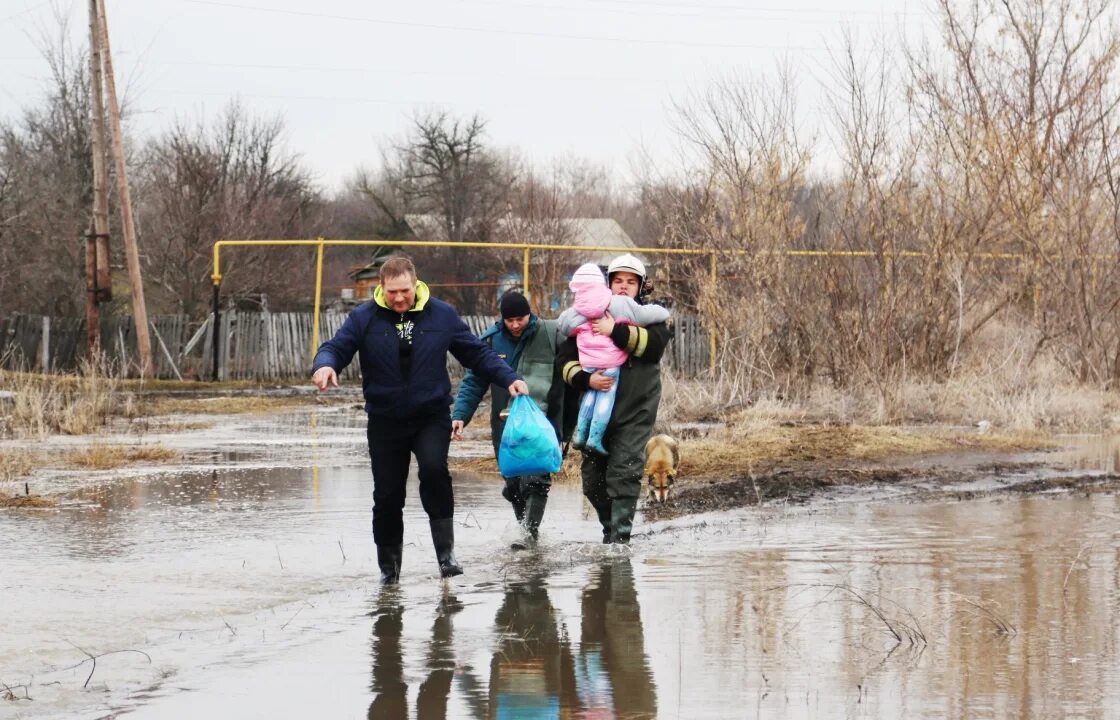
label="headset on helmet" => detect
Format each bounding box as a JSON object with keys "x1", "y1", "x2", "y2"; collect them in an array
[{"x1": 607, "y1": 253, "x2": 653, "y2": 300}]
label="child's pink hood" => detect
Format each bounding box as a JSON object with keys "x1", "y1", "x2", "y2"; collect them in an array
[{"x1": 572, "y1": 283, "x2": 612, "y2": 319}]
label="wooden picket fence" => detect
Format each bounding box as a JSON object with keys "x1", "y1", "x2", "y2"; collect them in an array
[
  {"x1": 0, "y1": 314, "x2": 194, "y2": 379},
  {"x1": 0, "y1": 310, "x2": 709, "y2": 380}
]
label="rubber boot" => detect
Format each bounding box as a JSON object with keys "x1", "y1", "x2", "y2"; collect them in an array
[
  {"x1": 608, "y1": 496, "x2": 638, "y2": 544},
  {"x1": 590, "y1": 497, "x2": 612, "y2": 544},
  {"x1": 511, "y1": 492, "x2": 548, "y2": 550},
  {"x1": 429, "y1": 518, "x2": 463, "y2": 578},
  {"x1": 585, "y1": 421, "x2": 609, "y2": 456},
  {"x1": 524, "y1": 492, "x2": 547, "y2": 541},
  {"x1": 377, "y1": 544, "x2": 402, "y2": 586},
  {"x1": 502, "y1": 478, "x2": 525, "y2": 522}
]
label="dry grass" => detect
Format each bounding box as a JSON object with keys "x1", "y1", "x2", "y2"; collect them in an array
[
  {"x1": 679, "y1": 423, "x2": 1055, "y2": 480},
  {"x1": 0, "y1": 443, "x2": 181, "y2": 480},
  {"x1": 0, "y1": 449, "x2": 35, "y2": 482},
  {"x1": 64, "y1": 444, "x2": 179, "y2": 470},
  {"x1": 1, "y1": 361, "x2": 119, "y2": 438},
  {"x1": 140, "y1": 419, "x2": 215, "y2": 432},
  {"x1": 115, "y1": 378, "x2": 300, "y2": 392},
  {"x1": 0, "y1": 493, "x2": 56, "y2": 508},
  {"x1": 136, "y1": 395, "x2": 322, "y2": 416},
  {"x1": 1, "y1": 368, "x2": 328, "y2": 439}
]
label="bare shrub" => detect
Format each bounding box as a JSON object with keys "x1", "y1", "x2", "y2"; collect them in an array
[
  {"x1": 653, "y1": 65, "x2": 813, "y2": 404},
  {"x1": 645, "y1": 0, "x2": 1120, "y2": 415}
]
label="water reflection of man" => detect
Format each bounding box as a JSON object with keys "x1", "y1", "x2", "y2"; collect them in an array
[
  {"x1": 368, "y1": 590, "x2": 463, "y2": 719},
  {"x1": 477, "y1": 575, "x2": 579, "y2": 718},
  {"x1": 576, "y1": 558, "x2": 658, "y2": 718},
  {"x1": 368, "y1": 593, "x2": 406, "y2": 718}
]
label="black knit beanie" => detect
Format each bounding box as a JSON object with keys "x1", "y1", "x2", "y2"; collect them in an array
[{"x1": 499, "y1": 291, "x2": 531, "y2": 318}]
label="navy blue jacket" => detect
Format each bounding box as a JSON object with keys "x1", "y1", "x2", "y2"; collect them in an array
[{"x1": 312, "y1": 281, "x2": 520, "y2": 418}]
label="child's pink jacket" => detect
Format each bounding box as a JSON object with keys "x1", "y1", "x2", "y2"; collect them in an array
[{"x1": 570, "y1": 284, "x2": 631, "y2": 369}]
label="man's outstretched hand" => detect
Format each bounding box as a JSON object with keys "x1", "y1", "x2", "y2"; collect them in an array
[
  {"x1": 508, "y1": 379, "x2": 529, "y2": 396},
  {"x1": 313, "y1": 367, "x2": 338, "y2": 391}
]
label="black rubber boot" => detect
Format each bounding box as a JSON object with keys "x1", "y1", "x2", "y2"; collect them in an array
[
  {"x1": 608, "y1": 496, "x2": 638, "y2": 544},
  {"x1": 429, "y1": 518, "x2": 463, "y2": 578},
  {"x1": 502, "y1": 478, "x2": 525, "y2": 523},
  {"x1": 593, "y1": 498, "x2": 612, "y2": 544},
  {"x1": 377, "y1": 544, "x2": 402, "y2": 585},
  {"x1": 524, "y1": 492, "x2": 547, "y2": 541},
  {"x1": 511, "y1": 491, "x2": 548, "y2": 550}
]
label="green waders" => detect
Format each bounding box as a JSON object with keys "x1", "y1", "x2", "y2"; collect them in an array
[{"x1": 581, "y1": 361, "x2": 661, "y2": 544}]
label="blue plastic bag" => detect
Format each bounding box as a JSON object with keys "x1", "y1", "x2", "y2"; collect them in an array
[{"x1": 498, "y1": 395, "x2": 563, "y2": 477}]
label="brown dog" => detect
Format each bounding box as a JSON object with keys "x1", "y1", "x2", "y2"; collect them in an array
[{"x1": 644, "y1": 434, "x2": 680, "y2": 503}]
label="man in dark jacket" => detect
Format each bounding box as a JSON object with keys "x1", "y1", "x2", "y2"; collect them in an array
[
  {"x1": 556, "y1": 254, "x2": 670, "y2": 544},
  {"x1": 451, "y1": 291, "x2": 564, "y2": 549},
  {"x1": 312, "y1": 255, "x2": 528, "y2": 585}
]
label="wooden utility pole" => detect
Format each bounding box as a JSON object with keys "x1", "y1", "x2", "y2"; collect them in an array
[
  {"x1": 96, "y1": 0, "x2": 152, "y2": 377},
  {"x1": 85, "y1": 0, "x2": 112, "y2": 360}
]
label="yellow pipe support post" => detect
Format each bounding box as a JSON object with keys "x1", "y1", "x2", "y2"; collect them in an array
[
  {"x1": 523, "y1": 247, "x2": 531, "y2": 303},
  {"x1": 311, "y1": 238, "x2": 325, "y2": 365},
  {"x1": 210, "y1": 246, "x2": 223, "y2": 381},
  {"x1": 708, "y1": 253, "x2": 717, "y2": 372}
]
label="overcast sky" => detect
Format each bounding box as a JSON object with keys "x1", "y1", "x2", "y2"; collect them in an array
[{"x1": 2, "y1": 0, "x2": 933, "y2": 192}]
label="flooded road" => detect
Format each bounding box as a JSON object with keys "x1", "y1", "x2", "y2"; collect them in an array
[{"x1": 3, "y1": 412, "x2": 1120, "y2": 718}]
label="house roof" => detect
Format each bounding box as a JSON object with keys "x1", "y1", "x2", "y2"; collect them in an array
[
  {"x1": 402, "y1": 214, "x2": 637, "y2": 266},
  {"x1": 347, "y1": 265, "x2": 381, "y2": 281}
]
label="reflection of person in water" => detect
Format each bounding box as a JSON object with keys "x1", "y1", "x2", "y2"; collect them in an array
[
  {"x1": 460, "y1": 560, "x2": 657, "y2": 719},
  {"x1": 576, "y1": 558, "x2": 658, "y2": 719},
  {"x1": 458, "y1": 573, "x2": 578, "y2": 719},
  {"x1": 368, "y1": 593, "x2": 406, "y2": 719},
  {"x1": 368, "y1": 590, "x2": 462, "y2": 719},
  {"x1": 489, "y1": 577, "x2": 579, "y2": 718}
]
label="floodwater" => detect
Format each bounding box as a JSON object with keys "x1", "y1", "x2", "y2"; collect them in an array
[{"x1": 3, "y1": 413, "x2": 1120, "y2": 719}]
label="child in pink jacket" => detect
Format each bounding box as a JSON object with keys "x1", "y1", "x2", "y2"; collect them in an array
[{"x1": 556, "y1": 263, "x2": 670, "y2": 454}]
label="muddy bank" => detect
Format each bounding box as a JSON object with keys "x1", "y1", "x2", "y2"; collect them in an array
[{"x1": 645, "y1": 453, "x2": 1120, "y2": 521}]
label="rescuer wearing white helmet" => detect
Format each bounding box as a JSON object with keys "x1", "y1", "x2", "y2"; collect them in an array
[
  {"x1": 556, "y1": 252, "x2": 670, "y2": 544},
  {"x1": 606, "y1": 253, "x2": 647, "y2": 296}
]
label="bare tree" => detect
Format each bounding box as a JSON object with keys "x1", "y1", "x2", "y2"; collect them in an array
[
  {"x1": 910, "y1": 0, "x2": 1120, "y2": 382},
  {"x1": 0, "y1": 22, "x2": 99, "y2": 317},
  {"x1": 137, "y1": 103, "x2": 320, "y2": 316},
  {"x1": 395, "y1": 111, "x2": 515, "y2": 243},
  {"x1": 354, "y1": 111, "x2": 519, "y2": 312}
]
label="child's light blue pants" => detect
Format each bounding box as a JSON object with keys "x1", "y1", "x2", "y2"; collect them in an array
[{"x1": 572, "y1": 367, "x2": 619, "y2": 455}]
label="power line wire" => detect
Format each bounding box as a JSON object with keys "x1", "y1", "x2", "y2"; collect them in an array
[
  {"x1": 410, "y1": 0, "x2": 927, "y2": 24},
  {"x1": 182, "y1": 0, "x2": 827, "y2": 51},
  {"x1": 587, "y1": 0, "x2": 932, "y2": 17}
]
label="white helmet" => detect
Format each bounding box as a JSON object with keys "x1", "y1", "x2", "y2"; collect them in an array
[{"x1": 607, "y1": 253, "x2": 646, "y2": 281}]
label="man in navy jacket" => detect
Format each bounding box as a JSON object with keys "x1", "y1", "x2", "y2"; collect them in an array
[{"x1": 312, "y1": 255, "x2": 528, "y2": 585}]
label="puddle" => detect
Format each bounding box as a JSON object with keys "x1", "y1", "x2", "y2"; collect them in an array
[
  {"x1": 1053, "y1": 433, "x2": 1120, "y2": 473},
  {"x1": 4, "y1": 419, "x2": 1120, "y2": 718}
]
